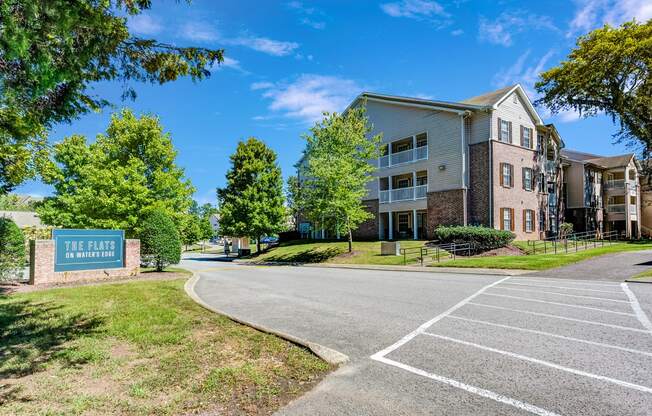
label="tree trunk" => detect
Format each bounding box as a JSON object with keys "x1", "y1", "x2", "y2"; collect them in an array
[{"x1": 347, "y1": 216, "x2": 352, "y2": 253}]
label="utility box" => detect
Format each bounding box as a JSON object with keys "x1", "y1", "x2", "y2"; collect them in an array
[{"x1": 381, "y1": 241, "x2": 400, "y2": 256}]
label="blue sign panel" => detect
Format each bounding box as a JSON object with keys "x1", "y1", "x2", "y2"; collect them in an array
[{"x1": 53, "y1": 229, "x2": 124, "y2": 272}]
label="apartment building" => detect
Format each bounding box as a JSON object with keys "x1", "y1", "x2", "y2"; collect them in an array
[
  {"x1": 560, "y1": 149, "x2": 641, "y2": 238},
  {"x1": 297, "y1": 84, "x2": 565, "y2": 241}
]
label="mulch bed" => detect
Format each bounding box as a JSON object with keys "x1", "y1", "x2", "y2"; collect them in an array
[
  {"x1": 472, "y1": 245, "x2": 525, "y2": 257},
  {"x1": 0, "y1": 271, "x2": 190, "y2": 295}
]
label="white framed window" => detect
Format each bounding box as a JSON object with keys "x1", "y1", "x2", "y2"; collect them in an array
[
  {"x1": 524, "y1": 209, "x2": 534, "y2": 233},
  {"x1": 523, "y1": 168, "x2": 533, "y2": 191},
  {"x1": 502, "y1": 208, "x2": 512, "y2": 231},
  {"x1": 522, "y1": 127, "x2": 532, "y2": 148},
  {"x1": 398, "y1": 213, "x2": 410, "y2": 232},
  {"x1": 397, "y1": 178, "x2": 410, "y2": 188},
  {"x1": 500, "y1": 119, "x2": 511, "y2": 143},
  {"x1": 501, "y1": 163, "x2": 513, "y2": 187}
]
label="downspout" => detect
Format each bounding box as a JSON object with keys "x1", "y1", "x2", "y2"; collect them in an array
[
  {"x1": 488, "y1": 111, "x2": 494, "y2": 228},
  {"x1": 461, "y1": 111, "x2": 471, "y2": 226}
]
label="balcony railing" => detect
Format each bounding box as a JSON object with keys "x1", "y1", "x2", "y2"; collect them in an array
[
  {"x1": 606, "y1": 204, "x2": 625, "y2": 213},
  {"x1": 378, "y1": 145, "x2": 428, "y2": 168},
  {"x1": 604, "y1": 179, "x2": 625, "y2": 189},
  {"x1": 545, "y1": 160, "x2": 557, "y2": 175},
  {"x1": 379, "y1": 185, "x2": 427, "y2": 203}
]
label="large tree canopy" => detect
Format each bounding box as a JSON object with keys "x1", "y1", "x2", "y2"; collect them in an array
[
  {"x1": 37, "y1": 109, "x2": 194, "y2": 236},
  {"x1": 0, "y1": 0, "x2": 223, "y2": 192},
  {"x1": 536, "y1": 20, "x2": 652, "y2": 153},
  {"x1": 218, "y1": 138, "x2": 286, "y2": 252},
  {"x1": 300, "y1": 107, "x2": 381, "y2": 252}
]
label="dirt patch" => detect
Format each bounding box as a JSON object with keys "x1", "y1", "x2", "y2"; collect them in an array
[
  {"x1": 473, "y1": 245, "x2": 525, "y2": 257},
  {"x1": 334, "y1": 250, "x2": 362, "y2": 259},
  {"x1": 0, "y1": 271, "x2": 190, "y2": 295}
]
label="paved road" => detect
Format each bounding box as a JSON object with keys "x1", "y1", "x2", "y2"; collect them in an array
[{"x1": 182, "y1": 255, "x2": 652, "y2": 415}]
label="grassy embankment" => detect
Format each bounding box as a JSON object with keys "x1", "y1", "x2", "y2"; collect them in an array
[
  {"x1": 431, "y1": 241, "x2": 652, "y2": 270},
  {"x1": 0, "y1": 279, "x2": 330, "y2": 415},
  {"x1": 247, "y1": 239, "x2": 427, "y2": 266}
]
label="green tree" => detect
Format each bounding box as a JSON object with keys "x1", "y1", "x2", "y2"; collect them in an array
[
  {"x1": 300, "y1": 107, "x2": 381, "y2": 252},
  {"x1": 536, "y1": 20, "x2": 652, "y2": 153},
  {"x1": 140, "y1": 209, "x2": 181, "y2": 272},
  {"x1": 37, "y1": 109, "x2": 194, "y2": 236},
  {"x1": 218, "y1": 138, "x2": 285, "y2": 253},
  {"x1": 0, "y1": 0, "x2": 224, "y2": 192},
  {"x1": 180, "y1": 214, "x2": 202, "y2": 250},
  {"x1": 200, "y1": 216, "x2": 215, "y2": 241},
  {"x1": 0, "y1": 218, "x2": 26, "y2": 281}
]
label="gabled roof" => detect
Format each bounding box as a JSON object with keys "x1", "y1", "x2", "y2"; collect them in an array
[
  {"x1": 460, "y1": 85, "x2": 516, "y2": 106},
  {"x1": 351, "y1": 92, "x2": 483, "y2": 115},
  {"x1": 0, "y1": 210, "x2": 43, "y2": 228},
  {"x1": 560, "y1": 149, "x2": 602, "y2": 162},
  {"x1": 584, "y1": 154, "x2": 635, "y2": 169}
]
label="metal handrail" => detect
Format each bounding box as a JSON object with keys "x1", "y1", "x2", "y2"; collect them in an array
[{"x1": 525, "y1": 230, "x2": 619, "y2": 255}]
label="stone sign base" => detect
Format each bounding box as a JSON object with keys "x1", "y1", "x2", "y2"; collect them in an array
[{"x1": 29, "y1": 239, "x2": 140, "y2": 285}]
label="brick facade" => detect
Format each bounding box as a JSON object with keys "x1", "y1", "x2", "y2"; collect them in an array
[
  {"x1": 491, "y1": 140, "x2": 541, "y2": 240},
  {"x1": 426, "y1": 189, "x2": 465, "y2": 239},
  {"x1": 29, "y1": 239, "x2": 140, "y2": 285},
  {"x1": 469, "y1": 142, "x2": 490, "y2": 226},
  {"x1": 353, "y1": 199, "x2": 379, "y2": 240}
]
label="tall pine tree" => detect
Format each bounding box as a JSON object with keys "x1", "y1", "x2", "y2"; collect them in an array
[{"x1": 218, "y1": 138, "x2": 285, "y2": 253}]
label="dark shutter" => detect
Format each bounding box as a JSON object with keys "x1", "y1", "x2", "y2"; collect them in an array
[{"x1": 497, "y1": 117, "x2": 502, "y2": 140}]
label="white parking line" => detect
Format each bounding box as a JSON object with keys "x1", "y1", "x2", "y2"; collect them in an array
[
  {"x1": 467, "y1": 302, "x2": 649, "y2": 334},
  {"x1": 482, "y1": 293, "x2": 636, "y2": 316},
  {"x1": 500, "y1": 282, "x2": 623, "y2": 294},
  {"x1": 370, "y1": 276, "x2": 511, "y2": 360},
  {"x1": 621, "y1": 283, "x2": 652, "y2": 334},
  {"x1": 423, "y1": 332, "x2": 652, "y2": 394},
  {"x1": 512, "y1": 277, "x2": 621, "y2": 287},
  {"x1": 446, "y1": 315, "x2": 652, "y2": 357},
  {"x1": 373, "y1": 355, "x2": 561, "y2": 416},
  {"x1": 489, "y1": 287, "x2": 631, "y2": 303}
]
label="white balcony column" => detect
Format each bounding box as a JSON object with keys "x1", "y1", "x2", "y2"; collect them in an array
[
  {"x1": 388, "y1": 211, "x2": 394, "y2": 240},
  {"x1": 388, "y1": 175, "x2": 393, "y2": 202},
  {"x1": 412, "y1": 171, "x2": 416, "y2": 200},
  {"x1": 412, "y1": 209, "x2": 418, "y2": 240},
  {"x1": 412, "y1": 135, "x2": 416, "y2": 158}
]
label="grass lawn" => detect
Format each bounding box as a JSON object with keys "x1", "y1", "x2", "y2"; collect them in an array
[
  {"x1": 0, "y1": 279, "x2": 330, "y2": 415},
  {"x1": 430, "y1": 241, "x2": 652, "y2": 270},
  {"x1": 247, "y1": 240, "x2": 427, "y2": 266},
  {"x1": 139, "y1": 266, "x2": 193, "y2": 274}
]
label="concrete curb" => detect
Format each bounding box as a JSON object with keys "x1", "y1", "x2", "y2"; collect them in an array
[
  {"x1": 184, "y1": 272, "x2": 349, "y2": 366},
  {"x1": 625, "y1": 278, "x2": 652, "y2": 284},
  {"x1": 236, "y1": 260, "x2": 529, "y2": 276}
]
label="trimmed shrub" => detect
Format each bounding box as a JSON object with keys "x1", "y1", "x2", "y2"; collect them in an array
[
  {"x1": 0, "y1": 218, "x2": 26, "y2": 281},
  {"x1": 139, "y1": 210, "x2": 181, "y2": 271},
  {"x1": 433, "y1": 225, "x2": 514, "y2": 253}
]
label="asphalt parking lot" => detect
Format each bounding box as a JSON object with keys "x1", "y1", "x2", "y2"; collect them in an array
[{"x1": 183, "y1": 256, "x2": 652, "y2": 415}]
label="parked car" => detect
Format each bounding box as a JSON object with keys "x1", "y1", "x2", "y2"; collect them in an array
[{"x1": 260, "y1": 236, "x2": 279, "y2": 244}]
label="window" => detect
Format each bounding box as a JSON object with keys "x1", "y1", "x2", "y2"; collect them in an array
[
  {"x1": 523, "y1": 168, "x2": 533, "y2": 191},
  {"x1": 398, "y1": 213, "x2": 410, "y2": 233},
  {"x1": 416, "y1": 132, "x2": 428, "y2": 147},
  {"x1": 416, "y1": 175, "x2": 427, "y2": 186},
  {"x1": 500, "y1": 163, "x2": 513, "y2": 187},
  {"x1": 397, "y1": 178, "x2": 410, "y2": 188},
  {"x1": 499, "y1": 119, "x2": 511, "y2": 143},
  {"x1": 501, "y1": 208, "x2": 514, "y2": 231},
  {"x1": 523, "y1": 209, "x2": 534, "y2": 233},
  {"x1": 521, "y1": 126, "x2": 532, "y2": 149},
  {"x1": 538, "y1": 173, "x2": 546, "y2": 193}
]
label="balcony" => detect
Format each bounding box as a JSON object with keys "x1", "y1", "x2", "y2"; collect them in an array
[
  {"x1": 604, "y1": 179, "x2": 625, "y2": 189},
  {"x1": 379, "y1": 145, "x2": 428, "y2": 168},
  {"x1": 606, "y1": 204, "x2": 625, "y2": 213},
  {"x1": 545, "y1": 160, "x2": 557, "y2": 175},
  {"x1": 629, "y1": 205, "x2": 637, "y2": 214},
  {"x1": 380, "y1": 185, "x2": 427, "y2": 203}
]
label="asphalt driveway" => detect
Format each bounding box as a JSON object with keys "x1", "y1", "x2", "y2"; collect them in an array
[{"x1": 182, "y1": 256, "x2": 652, "y2": 415}]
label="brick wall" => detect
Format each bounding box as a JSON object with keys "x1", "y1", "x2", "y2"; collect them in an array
[
  {"x1": 469, "y1": 142, "x2": 490, "y2": 226},
  {"x1": 491, "y1": 140, "x2": 541, "y2": 240},
  {"x1": 353, "y1": 199, "x2": 379, "y2": 240},
  {"x1": 29, "y1": 239, "x2": 140, "y2": 285},
  {"x1": 426, "y1": 189, "x2": 465, "y2": 239}
]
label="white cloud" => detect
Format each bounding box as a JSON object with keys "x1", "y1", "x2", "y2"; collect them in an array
[
  {"x1": 556, "y1": 109, "x2": 584, "y2": 123},
  {"x1": 380, "y1": 0, "x2": 450, "y2": 19},
  {"x1": 179, "y1": 21, "x2": 219, "y2": 42},
  {"x1": 451, "y1": 29, "x2": 464, "y2": 36},
  {"x1": 212, "y1": 56, "x2": 246, "y2": 73},
  {"x1": 251, "y1": 81, "x2": 275, "y2": 90},
  {"x1": 569, "y1": 0, "x2": 652, "y2": 35},
  {"x1": 224, "y1": 36, "x2": 299, "y2": 56},
  {"x1": 287, "y1": 1, "x2": 326, "y2": 29},
  {"x1": 128, "y1": 13, "x2": 162, "y2": 36},
  {"x1": 492, "y1": 49, "x2": 555, "y2": 99},
  {"x1": 254, "y1": 74, "x2": 361, "y2": 123},
  {"x1": 479, "y1": 11, "x2": 558, "y2": 47}
]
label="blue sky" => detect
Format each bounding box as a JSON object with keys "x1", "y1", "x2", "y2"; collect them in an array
[{"x1": 16, "y1": 0, "x2": 652, "y2": 204}]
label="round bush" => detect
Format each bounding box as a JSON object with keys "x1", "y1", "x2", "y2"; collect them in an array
[
  {"x1": 139, "y1": 210, "x2": 181, "y2": 271},
  {"x1": 0, "y1": 218, "x2": 26, "y2": 281},
  {"x1": 433, "y1": 225, "x2": 515, "y2": 253}
]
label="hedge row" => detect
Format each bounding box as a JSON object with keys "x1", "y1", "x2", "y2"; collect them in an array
[{"x1": 433, "y1": 225, "x2": 514, "y2": 252}]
